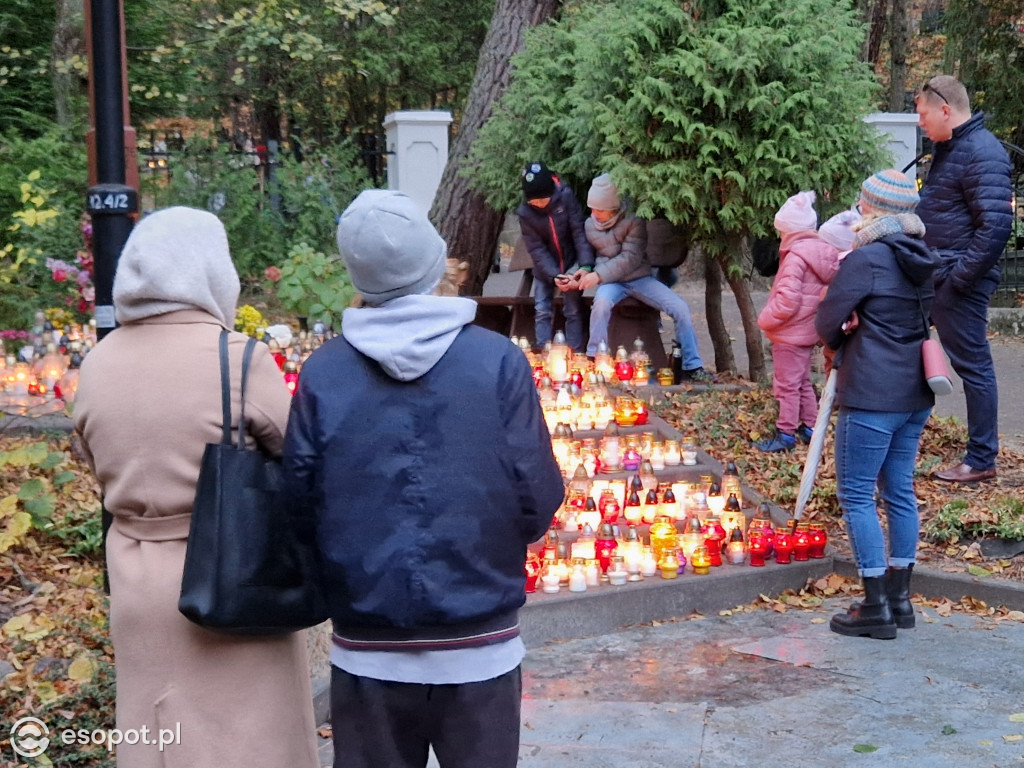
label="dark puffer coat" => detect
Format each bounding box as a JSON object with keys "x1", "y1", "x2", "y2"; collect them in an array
[
  {"x1": 917, "y1": 112, "x2": 1013, "y2": 292},
  {"x1": 816, "y1": 233, "x2": 941, "y2": 414},
  {"x1": 517, "y1": 182, "x2": 595, "y2": 282}
]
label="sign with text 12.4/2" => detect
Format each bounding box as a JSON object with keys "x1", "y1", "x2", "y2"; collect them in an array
[{"x1": 86, "y1": 184, "x2": 138, "y2": 215}]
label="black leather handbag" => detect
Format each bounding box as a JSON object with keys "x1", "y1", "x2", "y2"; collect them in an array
[{"x1": 179, "y1": 330, "x2": 327, "y2": 635}]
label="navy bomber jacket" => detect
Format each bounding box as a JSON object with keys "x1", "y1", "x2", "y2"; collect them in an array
[
  {"x1": 917, "y1": 112, "x2": 1012, "y2": 292},
  {"x1": 282, "y1": 326, "x2": 564, "y2": 649}
]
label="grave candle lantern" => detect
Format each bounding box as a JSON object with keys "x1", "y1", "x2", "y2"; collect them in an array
[
  {"x1": 726, "y1": 527, "x2": 747, "y2": 565},
  {"x1": 747, "y1": 532, "x2": 769, "y2": 567},
  {"x1": 792, "y1": 522, "x2": 811, "y2": 562},
  {"x1": 691, "y1": 545, "x2": 712, "y2": 575},
  {"x1": 808, "y1": 522, "x2": 828, "y2": 559},
  {"x1": 773, "y1": 526, "x2": 793, "y2": 565},
  {"x1": 524, "y1": 551, "x2": 543, "y2": 593}
]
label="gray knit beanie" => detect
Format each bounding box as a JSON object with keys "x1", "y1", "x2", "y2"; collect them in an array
[
  {"x1": 587, "y1": 174, "x2": 621, "y2": 210},
  {"x1": 336, "y1": 190, "x2": 447, "y2": 306},
  {"x1": 114, "y1": 206, "x2": 240, "y2": 327}
]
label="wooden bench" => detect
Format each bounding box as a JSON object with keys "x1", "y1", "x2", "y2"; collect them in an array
[{"x1": 472, "y1": 238, "x2": 669, "y2": 368}]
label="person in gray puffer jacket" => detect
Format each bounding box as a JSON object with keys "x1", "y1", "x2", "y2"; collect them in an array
[{"x1": 569, "y1": 174, "x2": 713, "y2": 382}]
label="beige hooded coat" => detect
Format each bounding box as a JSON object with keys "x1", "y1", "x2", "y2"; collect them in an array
[{"x1": 72, "y1": 208, "x2": 318, "y2": 768}]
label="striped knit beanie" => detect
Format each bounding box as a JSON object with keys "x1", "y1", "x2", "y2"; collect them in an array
[{"x1": 859, "y1": 170, "x2": 919, "y2": 215}]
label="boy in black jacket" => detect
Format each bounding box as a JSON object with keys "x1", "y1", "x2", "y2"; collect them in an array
[{"x1": 516, "y1": 162, "x2": 595, "y2": 351}]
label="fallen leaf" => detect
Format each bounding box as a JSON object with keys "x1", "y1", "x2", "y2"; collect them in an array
[
  {"x1": 67, "y1": 654, "x2": 97, "y2": 684},
  {"x1": 852, "y1": 744, "x2": 879, "y2": 753},
  {"x1": 810, "y1": 618, "x2": 826, "y2": 624},
  {"x1": 1010, "y1": 713, "x2": 1024, "y2": 723},
  {"x1": 941, "y1": 724, "x2": 957, "y2": 735},
  {"x1": 1002, "y1": 734, "x2": 1022, "y2": 743}
]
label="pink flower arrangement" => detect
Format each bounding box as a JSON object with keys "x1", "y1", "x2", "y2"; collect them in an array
[{"x1": 45, "y1": 218, "x2": 96, "y2": 317}]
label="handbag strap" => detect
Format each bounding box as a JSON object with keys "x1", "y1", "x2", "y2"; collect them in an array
[
  {"x1": 237, "y1": 337, "x2": 257, "y2": 450},
  {"x1": 218, "y1": 330, "x2": 232, "y2": 445},
  {"x1": 916, "y1": 289, "x2": 930, "y2": 337},
  {"x1": 217, "y1": 330, "x2": 259, "y2": 448}
]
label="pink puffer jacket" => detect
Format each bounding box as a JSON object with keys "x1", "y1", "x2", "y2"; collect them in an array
[{"x1": 758, "y1": 230, "x2": 839, "y2": 346}]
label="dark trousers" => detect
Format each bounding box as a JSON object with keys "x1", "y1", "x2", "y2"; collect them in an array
[
  {"x1": 931, "y1": 275, "x2": 1000, "y2": 470},
  {"x1": 330, "y1": 666, "x2": 522, "y2": 768}
]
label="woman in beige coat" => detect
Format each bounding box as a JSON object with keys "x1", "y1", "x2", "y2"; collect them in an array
[{"x1": 73, "y1": 207, "x2": 319, "y2": 768}]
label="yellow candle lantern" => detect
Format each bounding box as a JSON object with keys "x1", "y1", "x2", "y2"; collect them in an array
[{"x1": 649, "y1": 515, "x2": 678, "y2": 562}]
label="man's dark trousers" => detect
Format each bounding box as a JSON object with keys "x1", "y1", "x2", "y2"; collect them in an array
[
  {"x1": 331, "y1": 666, "x2": 522, "y2": 768},
  {"x1": 931, "y1": 274, "x2": 1000, "y2": 470}
]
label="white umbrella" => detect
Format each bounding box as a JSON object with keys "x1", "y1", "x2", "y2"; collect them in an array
[{"x1": 794, "y1": 368, "x2": 837, "y2": 520}]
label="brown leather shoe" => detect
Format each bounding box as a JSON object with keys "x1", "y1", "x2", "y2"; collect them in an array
[{"x1": 933, "y1": 462, "x2": 997, "y2": 483}]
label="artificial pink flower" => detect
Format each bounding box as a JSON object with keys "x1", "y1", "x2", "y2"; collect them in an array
[{"x1": 265, "y1": 266, "x2": 283, "y2": 282}]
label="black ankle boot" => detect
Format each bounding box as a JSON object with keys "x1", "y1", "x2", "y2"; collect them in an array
[
  {"x1": 830, "y1": 576, "x2": 897, "y2": 639},
  {"x1": 886, "y1": 565, "x2": 915, "y2": 629}
]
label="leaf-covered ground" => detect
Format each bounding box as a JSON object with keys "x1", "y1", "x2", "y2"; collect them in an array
[
  {"x1": 1, "y1": 433, "x2": 114, "y2": 767},
  {"x1": 653, "y1": 381, "x2": 1024, "y2": 583}
]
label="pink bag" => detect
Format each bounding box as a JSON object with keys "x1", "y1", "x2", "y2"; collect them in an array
[{"x1": 922, "y1": 338, "x2": 953, "y2": 396}]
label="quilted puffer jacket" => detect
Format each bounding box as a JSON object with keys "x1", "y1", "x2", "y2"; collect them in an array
[
  {"x1": 758, "y1": 230, "x2": 839, "y2": 346},
  {"x1": 586, "y1": 214, "x2": 650, "y2": 284},
  {"x1": 917, "y1": 112, "x2": 1013, "y2": 292},
  {"x1": 517, "y1": 182, "x2": 595, "y2": 282}
]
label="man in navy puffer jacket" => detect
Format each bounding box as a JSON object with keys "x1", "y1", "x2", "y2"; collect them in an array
[
  {"x1": 915, "y1": 75, "x2": 1012, "y2": 483},
  {"x1": 283, "y1": 190, "x2": 564, "y2": 768}
]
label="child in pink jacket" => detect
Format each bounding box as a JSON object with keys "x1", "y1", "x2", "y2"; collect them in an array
[{"x1": 755, "y1": 191, "x2": 840, "y2": 452}]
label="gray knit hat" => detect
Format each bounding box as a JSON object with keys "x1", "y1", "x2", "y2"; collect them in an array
[
  {"x1": 336, "y1": 190, "x2": 447, "y2": 306},
  {"x1": 587, "y1": 173, "x2": 621, "y2": 210},
  {"x1": 114, "y1": 206, "x2": 240, "y2": 327}
]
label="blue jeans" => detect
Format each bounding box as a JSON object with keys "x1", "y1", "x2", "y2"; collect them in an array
[
  {"x1": 835, "y1": 406, "x2": 931, "y2": 578},
  {"x1": 586, "y1": 276, "x2": 702, "y2": 368},
  {"x1": 931, "y1": 275, "x2": 999, "y2": 470},
  {"x1": 534, "y1": 279, "x2": 585, "y2": 351}
]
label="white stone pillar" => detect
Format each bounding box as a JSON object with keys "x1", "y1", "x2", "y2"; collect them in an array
[
  {"x1": 864, "y1": 113, "x2": 922, "y2": 181},
  {"x1": 383, "y1": 111, "x2": 453, "y2": 214}
]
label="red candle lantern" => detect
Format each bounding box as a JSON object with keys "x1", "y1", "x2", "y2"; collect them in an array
[
  {"x1": 598, "y1": 488, "x2": 621, "y2": 525},
  {"x1": 524, "y1": 551, "x2": 543, "y2": 593},
  {"x1": 614, "y1": 346, "x2": 635, "y2": 384},
  {"x1": 701, "y1": 516, "x2": 727, "y2": 567},
  {"x1": 747, "y1": 532, "x2": 769, "y2": 567},
  {"x1": 808, "y1": 522, "x2": 828, "y2": 559},
  {"x1": 792, "y1": 522, "x2": 811, "y2": 562},
  {"x1": 595, "y1": 522, "x2": 619, "y2": 574},
  {"x1": 633, "y1": 401, "x2": 649, "y2": 426},
  {"x1": 773, "y1": 526, "x2": 793, "y2": 564},
  {"x1": 540, "y1": 529, "x2": 560, "y2": 561},
  {"x1": 283, "y1": 360, "x2": 299, "y2": 395}
]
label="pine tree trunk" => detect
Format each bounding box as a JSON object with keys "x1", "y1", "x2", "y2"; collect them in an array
[
  {"x1": 887, "y1": 0, "x2": 911, "y2": 112},
  {"x1": 52, "y1": 0, "x2": 84, "y2": 128},
  {"x1": 704, "y1": 255, "x2": 736, "y2": 375},
  {"x1": 865, "y1": 0, "x2": 889, "y2": 65},
  {"x1": 430, "y1": 0, "x2": 561, "y2": 296},
  {"x1": 723, "y1": 266, "x2": 768, "y2": 384}
]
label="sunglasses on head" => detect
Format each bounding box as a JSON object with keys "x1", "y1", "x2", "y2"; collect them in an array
[{"x1": 922, "y1": 79, "x2": 949, "y2": 105}]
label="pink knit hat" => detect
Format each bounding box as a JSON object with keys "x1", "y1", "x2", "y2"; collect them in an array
[
  {"x1": 774, "y1": 190, "x2": 818, "y2": 234},
  {"x1": 818, "y1": 209, "x2": 861, "y2": 252}
]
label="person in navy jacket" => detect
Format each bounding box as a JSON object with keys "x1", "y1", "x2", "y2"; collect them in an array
[
  {"x1": 516, "y1": 162, "x2": 595, "y2": 352},
  {"x1": 915, "y1": 75, "x2": 1013, "y2": 483},
  {"x1": 283, "y1": 190, "x2": 564, "y2": 768}
]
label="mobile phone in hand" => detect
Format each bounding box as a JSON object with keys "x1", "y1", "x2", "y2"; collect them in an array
[{"x1": 555, "y1": 274, "x2": 574, "y2": 281}]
